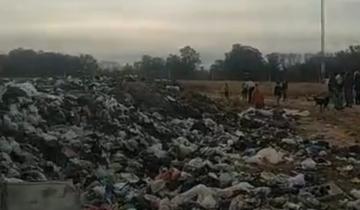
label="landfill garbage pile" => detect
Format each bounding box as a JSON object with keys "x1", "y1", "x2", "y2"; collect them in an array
[{"x1": 0, "y1": 77, "x2": 360, "y2": 210}]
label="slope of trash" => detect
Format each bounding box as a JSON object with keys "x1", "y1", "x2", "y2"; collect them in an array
[{"x1": 0, "y1": 77, "x2": 359, "y2": 210}]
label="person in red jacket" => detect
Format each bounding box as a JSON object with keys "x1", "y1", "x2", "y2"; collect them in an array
[{"x1": 252, "y1": 83, "x2": 265, "y2": 109}]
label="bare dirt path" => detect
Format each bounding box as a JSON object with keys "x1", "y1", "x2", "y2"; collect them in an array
[{"x1": 274, "y1": 99, "x2": 360, "y2": 147}]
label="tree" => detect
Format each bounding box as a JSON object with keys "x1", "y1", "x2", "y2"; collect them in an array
[
  {"x1": 0, "y1": 48, "x2": 97, "y2": 77},
  {"x1": 79, "y1": 54, "x2": 98, "y2": 77},
  {"x1": 165, "y1": 46, "x2": 202, "y2": 80},
  {"x1": 135, "y1": 55, "x2": 166, "y2": 80},
  {"x1": 150, "y1": 57, "x2": 166, "y2": 78},
  {"x1": 0, "y1": 55, "x2": 5, "y2": 74},
  {"x1": 210, "y1": 60, "x2": 225, "y2": 72},
  {"x1": 179, "y1": 46, "x2": 201, "y2": 73},
  {"x1": 210, "y1": 60, "x2": 225, "y2": 80},
  {"x1": 336, "y1": 45, "x2": 360, "y2": 72},
  {"x1": 223, "y1": 44, "x2": 265, "y2": 80},
  {"x1": 266, "y1": 53, "x2": 284, "y2": 81},
  {"x1": 5, "y1": 48, "x2": 38, "y2": 76},
  {"x1": 122, "y1": 63, "x2": 135, "y2": 73},
  {"x1": 166, "y1": 54, "x2": 182, "y2": 80}
]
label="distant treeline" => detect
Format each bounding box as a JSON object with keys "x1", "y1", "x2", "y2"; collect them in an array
[
  {"x1": 110, "y1": 44, "x2": 360, "y2": 82},
  {"x1": 0, "y1": 48, "x2": 98, "y2": 77},
  {"x1": 2, "y1": 45, "x2": 360, "y2": 82}
]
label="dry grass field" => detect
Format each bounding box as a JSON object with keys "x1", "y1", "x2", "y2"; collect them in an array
[
  {"x1": 181, "y1": 80, "x2": 327, "y2": 98},
  {"x1": 181, "y1": 80, "x2": 360, "y2": 147}
]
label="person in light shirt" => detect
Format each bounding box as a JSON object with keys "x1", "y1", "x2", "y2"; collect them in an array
[
  {"x1": 334, "y1": 73, "x2": 345, "y2": 110},
  {"x1": 246, "y1": 80, "x2": 255, "y2": 103}
]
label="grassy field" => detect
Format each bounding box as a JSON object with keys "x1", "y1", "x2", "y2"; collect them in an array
[{"x1": 181, "y1": 80, "x2": 327, "y2": 99}]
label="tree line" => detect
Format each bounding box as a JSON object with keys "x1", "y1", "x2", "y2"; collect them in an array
[
  {"x1": 118, "y1": 46, "x2": 202, "y2": 80},
  {"x1": 119, "y1": 44, "x2": 360, "y2": 82},
  {"x1": 0, "y1": 48, "x2": 98, "y2": 77},
  {"x1": 1, "y1": 45, "x2": 360, "y2": 82}
]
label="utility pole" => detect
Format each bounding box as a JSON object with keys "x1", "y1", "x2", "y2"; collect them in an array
[{"x1": 320, "y1": 0, "x2": 326, "y2": 81}]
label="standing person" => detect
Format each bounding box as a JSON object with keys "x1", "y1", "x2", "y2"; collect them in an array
[
  {"x1": 282, "y1": 80, "x2": 288, "y2": 102},
  {"x1": 334, "y1": 73, "x2": 345, "y2": 110},
  {"x1": 328, "y1": 73, "x2": 336, "y2": 105},
  {"x1": 247, "y1": 80, "x2": 255, "y2": 103},
  {"x1": 274, "y1": 81, "x2": 283, "y2": 105},
  {"x1": 223, "y1": 83, "x2": 230, "y2": 101},
  {"x1": 241, "y1": 82, "x2": 248, "y2": 101},
  {"x1": 344, "y1": 72, "x2": 354, "y2": 107},
  {"x1": 251, "y1": 83, "x2": 265, "y2": 109},
  {"x1": 354, "y1": 71, "x2": 360, "y2": 105}
]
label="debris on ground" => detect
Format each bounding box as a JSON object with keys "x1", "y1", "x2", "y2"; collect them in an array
[{"x1": 0, "y1": 77, "x2": 359, "y2": 210}]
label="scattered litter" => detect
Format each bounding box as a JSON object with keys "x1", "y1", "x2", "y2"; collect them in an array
[
  {"x1": 351, "y1": 189, "x2": 360, "y2": 199},
  {"x1": 246, "y1": 147, "x2": 284, "y2": 165},
  {"x1": 284, "y1": 109, "x2": 310, "y2": 117},
  {"x1": 301, "y1": 158, "x2": 317, "y2": 170},
  {"x1": 0, "y1": 78, "x2": 357, "y2": 209}
]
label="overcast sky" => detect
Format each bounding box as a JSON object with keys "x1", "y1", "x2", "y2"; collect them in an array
[{"x1": 1, "y1": 0, "x2": 360, "y2": 65}]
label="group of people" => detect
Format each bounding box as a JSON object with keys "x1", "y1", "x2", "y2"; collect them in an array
[
  {"x1": 241, "y1": 80, "x2": 256, "y2": 103},
  {"x1": 222, "y1": 71, "x2": 360, "y2": 111},
  {"x1": 328, "y1": 71, "x2": 360, "y2": 110},
  {"x1": 224, "y1": 80, "x2": 265, "y2": 108}
]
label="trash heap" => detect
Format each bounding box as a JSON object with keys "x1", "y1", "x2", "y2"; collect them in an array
[{"x1": 0, "y1": 77, "x2": 360, "y2": 210}]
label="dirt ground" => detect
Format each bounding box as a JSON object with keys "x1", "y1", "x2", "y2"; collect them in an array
[
  {"x1": 181, "y1": 80, "x2": 327, "y2": 98},
  {"x1": 182, "y1": 80, "x2": 360, "y2": 147}
]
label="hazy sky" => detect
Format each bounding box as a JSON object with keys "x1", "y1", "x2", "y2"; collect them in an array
[{"x1": 1, "y1": 0, "x2": 360, "y2": 65}]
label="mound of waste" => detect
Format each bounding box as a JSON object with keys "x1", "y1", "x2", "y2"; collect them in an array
[{"x1": 0, "y1": 77, "x2": 359, "y2": 210}]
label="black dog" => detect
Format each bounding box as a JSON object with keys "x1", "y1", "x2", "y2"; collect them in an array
[{"x1": 313, "y1": 96, "x2": 330, "y2": 111}]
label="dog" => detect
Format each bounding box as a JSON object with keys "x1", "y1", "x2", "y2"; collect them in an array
[{"x1": 313, "y1": 96, "x2": 330, "y2": 111}]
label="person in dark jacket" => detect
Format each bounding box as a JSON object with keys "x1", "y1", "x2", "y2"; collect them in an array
[
  {"x1": 282, "y1": 80, "x2": 288, "y2": 102},
  {"x1": 344, "y1": 72, "x2": 354, "y2": 107},
  {"x1": 328, "y1": 73, "x2": 336, "y2": 105},
  {"x1": 274, "y1": 81, "x2": 282, "y2": 105},
  {"x1": 354, "y1": 71, "x2": 360, "y2": 105}
]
